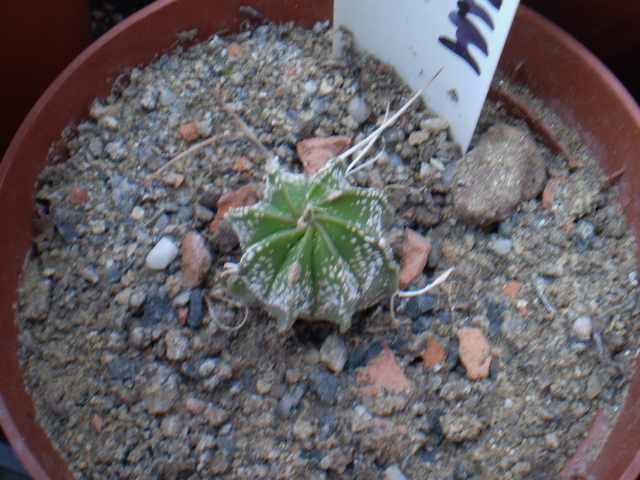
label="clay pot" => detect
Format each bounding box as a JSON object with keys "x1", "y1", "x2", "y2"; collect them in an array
[
  {"x1": 1, "y1": 1, "x2": 639, "y2": 478},
  {"x1": 0, "y1": 0, "x2": 92, "y2": 158}
]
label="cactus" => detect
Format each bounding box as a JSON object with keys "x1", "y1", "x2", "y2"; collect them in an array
[{"x1": 224, "y1": 157, "x2": 399, "y2": 332}]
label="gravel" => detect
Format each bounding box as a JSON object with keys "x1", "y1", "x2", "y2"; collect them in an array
[{"x1": 15, "y1": 20, "x2": 640, "y2": 480}]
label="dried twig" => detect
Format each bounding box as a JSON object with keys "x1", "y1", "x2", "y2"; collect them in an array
[
  {"x1": 211, "y1": 87, "x2": 272, "y2": 160},
  {"x1": 142, "y1": 132, "x2": 245, "y2": 187}
]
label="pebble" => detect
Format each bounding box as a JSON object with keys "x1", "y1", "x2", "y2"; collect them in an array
[
  {"x1": 181, "y1": 232, "x2": 212, "y2": 287},
  {"x1": 158, "y1": 87, "x2": 176, "y2": 106},
  {"x1": 23, "y1": 279, "x2": 52, "y2": 321},
  {"x1": 160, "y1": 415, "x2": 182, "y2": 437},
  {"x1": 229, "y1": 71, "x2": 245, "y2": 86},
  {"x1": 129, "y1": 291, "x2": 146, "y2": 309},
  {"x1": 296, "y1": 136, "x2": 352, "y2": 175},
  {"x1": 408, "y1": 131, "x2": 430, "y2": 146},
  {"x1": 90, "y1": 219, "x2": 106, "y2": 235},
  {"x1": 451, "y1": 124, "x2": 546, "y2": 226},
  {"x1": 141, "y1": 86, "x2": 158, "y2": 110},
  {"x1": 457, "y1": 327, "x2": 492, "y2": 380},
  {"x1": 303, "y1": 80, "x2": 318, "y2": 94},
  {"x1": 180, "y1": 123, "x2": 200, "y2": 142},
  {"x1": 318, "y1": 78, "x2": 334, "y2": 96},
  {"x1": 194, "y1": 204, "x2": 214, "y2": 222},
  {"x1": 99, "y1": 115, "x2": 119, "y2": 130},
  {"x1": 187, "y1": 288, "x2": 205, "y2": 328},
  {"x1": 185, "y1": 397, "x2": 207, "y2": 415},
  {"x1": 105, "y1": 141, "x2": 128, "y2": 161},
  {"x1": 511, "y1": 461, "x2": 532, "y2": 476},
  {"x1": 545, "y1": 432, "x2": 560, "y2": 450},
  {"x1": 319, "y1": 334, "x2": 348, "y2": 373},
  {"x1": 489, "y1": 237, "x2": 513, "y2": 256},
  {"x1": 440, "y1": 409, "x2": 485, "y2": 442},
  {"x1": 276, "y1": 383, "x2": 308, "y2": 417},
  {"x1": 144, "y1": 375, "x2": 179, "y2": 414},
  {"x1": 384, "y1": 465, "x2": 408, "y2": 480},
  {"x1": 403, "y1": 293, "x2": 438, "y2": 317},
  {"x1": 500, "y1": 317, "x2": 528, "y2": 350},
  {"x1": 130, "y1": 206, "x2": 145, "y2": 220},
  {"x1": 129, "y1": 327, "x2": 152, "y2": 350},
  {"x1": 346, "y1": 96, "x2": 372, "y2": 124},
  {"x1": 586, "y1": 371, "x2": 606, "y2": 399},
  {"x1": 422, "y1": 336, "x2": 447, "y2": 369},
  {"x1": 80, "y1": 266, "x2": 100, "y2": 284},
  {"x1": 356, "y1": 347, "x2": 412, "y2": 395},
  {"x1": 292, "y1": 417, "x2": 314, "y2": 441},
  {"x1": 203, "y1": 404, "x2": 231, "y2": 427},
  {"x1": 420, "y1": 117, "x2": 450, "y2": 132},
  {"x1": 146, "y1": 237, "x2": 179, "y2": 270},
  {"x1": 195, "y1": 434, "x2": 216, "y2": 454},
  {"x1": 88, "y1": 137, "x2": 104, "y2": 157},
  {"x1": 308, "y1": 372, "x2": 339, "y2": 405},
  {"x1": 573, "y1": 315, "x2": 593, "y2": 341},
  {"x1": 399, "y1": 229, "x2": 432, "y2": 288},
  {"x1": 209, "y1": 183, "x2": 261, "y2": 233},
  {"x1": 165, "y1": 329, "x2": 190, "y2": 361}
]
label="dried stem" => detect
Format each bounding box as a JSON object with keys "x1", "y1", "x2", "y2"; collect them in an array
[
  {"x1": 142, "y1": 132, "x2": 245, "y2": 186},
  {"x1": 211, "y1": 87, "x2": 272, "y2": 160}
]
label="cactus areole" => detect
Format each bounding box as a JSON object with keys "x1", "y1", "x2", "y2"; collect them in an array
[{"x1": 225, "y1": 157, "x2": 400, "y2": 332}]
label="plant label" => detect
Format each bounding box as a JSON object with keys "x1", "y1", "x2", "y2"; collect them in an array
[{"x1": 334, "y1": 0, "x2": 520, "y2": 152}]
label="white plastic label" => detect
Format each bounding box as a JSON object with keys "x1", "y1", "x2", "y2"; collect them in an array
[{"x1": 334, "y1": 0, "x2": 520, "y2": 152}]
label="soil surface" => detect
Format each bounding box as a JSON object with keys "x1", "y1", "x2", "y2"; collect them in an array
[{"x1": 16, "y1": 22, "x2": 640, "y2": 479}]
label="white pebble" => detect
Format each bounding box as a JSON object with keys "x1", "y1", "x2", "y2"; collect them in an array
[
  {"x1": 303, "y1": 80, "x2": 318, "y2": 94},
  {"x1": 146, "y1": 237, "x2": 179, "y2": 270},
  {"x1": 573, "y1": 315, "x2": 592, "y2": 341},
  {"x1": 318, "y1": 78, "x2": 334, "y2": 96},
  {"x1": 229, "y1": 71, "x2": 245, "y2": 86},
  {"x1": 347, "y1": 96, "x2": 372, "y2": 124},
  {"x1": 130, "y1": 206, "x2": 145, "y2": 220},
  {"x1": 158, "y1": 87, "x2": 176, "y2": 106},
  {"x1": 384, "y1": 465, "x2": 408, "y2": 480}
]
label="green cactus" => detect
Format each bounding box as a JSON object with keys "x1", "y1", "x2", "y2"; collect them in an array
[{"x1": 224, "y1": 157, "x2": 400, "y2": 333}]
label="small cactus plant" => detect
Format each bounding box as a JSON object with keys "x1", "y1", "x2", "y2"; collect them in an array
[{"x1": 224, "y1": 157, "x2": 399, "y2": 332}]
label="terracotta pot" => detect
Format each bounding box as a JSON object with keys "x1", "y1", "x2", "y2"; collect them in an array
[
  {"x1": 0, "y1": 0, "x2": 92, "y2": 158},
  {"x1": 1, "y1": 1, "x2": 639, "y2": 478}
]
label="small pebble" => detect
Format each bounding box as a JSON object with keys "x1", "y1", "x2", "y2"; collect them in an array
[
  {"x1": 303, "y1": 80, "x2": 318, "y2": 94},
  {"x1": 91, "y1": 220, "x2": 106, "y2": 235},
  {"x1": 229, "y1": 71, "x2": 245, "y2": 86},
  {"x1": 141, "y1": 86, "x2": 158, "y2": 110},
  {"x1": 180, "y1": 123, "x2": 200, "y2": 142},
  {"x1": 158, "y1": 87, "x2": 176, "y2": 106},
  {"x1": 384, "y1": 465, "x2": 408, "y2": 480},
  {"x1": 489, "y1": 237, "x2": 513, "y2": 256},
  {"x1": 173, "y1": 291, "x2": 192, "y2": 307},
  {"x1": 146, "y1": 237, "x2": 179, "y2": 270},
  {"x1": 420, "y1": 117, "x2": 450, "y2": 132},
  {"x1": 185, "y1": 397, "x2": 207, "y2": 415},
  {"x1": 318, "y1": 78, "x2": 334, "y2": 96},
  {"x1": 105, "y1": 141, "x2": 128, "y2": 161},
  {"x1": 165, "y1": 330, "x2": 190, "y2": 361},
  {"x1": 346, "y1": 96, "x2": 371, "y2": 124},
  {"x1": 319, "y1": 334, "x2": 348, "y2": 373},
  {"x1": 130, "y1": 206, "x2": 145, "y2": 220},
  {"x1": 573, "y1": 315, "x2": 592, "y2": 341}
]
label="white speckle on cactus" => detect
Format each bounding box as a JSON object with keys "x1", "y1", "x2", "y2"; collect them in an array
[{"x1": 146, "y1": 237, "x2": 179, "y2": 270}]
